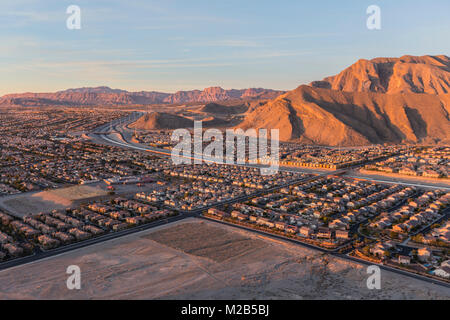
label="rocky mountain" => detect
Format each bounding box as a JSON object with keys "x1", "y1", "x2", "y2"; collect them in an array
[
  {"x1": 311, "y1": 55, "x2": 450, "y2": 95},
  {"x1": 155, "y1": 87, "x2": 282, "y2": 104},
  {"x1": 0, "y1": 86, "x2": 284, "y2": 107},
  {"x1": 239, "y1": 55, "x2": 450, "y2": 146}
]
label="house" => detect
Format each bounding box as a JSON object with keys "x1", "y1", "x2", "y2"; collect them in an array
[
  {"x1": 231, "y1": 211, "x2": 241, "y2": 218},
  {"x1": 125, "y1": 216, "x2": 143, "y2": 225},
  {"x1": 286, "y1": 225, "x2": 298, "y2": 234},
  {"x1": 417, "y1": 247, "x2": 432, "y2": 262},
  {"x1": 208, "y1": 208, "x2": 227, "y2": 218},
  {"x1": 335, "y1": 230, "x2": 349, "y2": 240},
  {"x1": 441, "y1": 260, "x2": 450, "y2": 268},
  {"x1": 370, "y1": 241, "x2": 393, "y2": 257},
  {"x1": 392, "y1": 224, "x2": 405, "y2": 233},
  {"x1": 317, "y1": 227, "x2": 332, "y2": 239},
  {"x1": 235, "y1": 213, "x2": 248, "y2": 221},
  {"x1": 434, "y1": 266, "x2": 450, "y2": 279},
  {"x1": 3, "y1": 243, "x2": 23, "y2": 256},
  {"x1": 275, "y1": 221, "x2": 287, "y2": 230},
  {"x1": 299, "y1": 226, "x2": 312, "y2": 237},
  {"x1": 398, "y1": 255, "x2": 411, "y2": 265},
  {"x1": 257, "y1": 217, "x2": 269, "y2": 226},
  {"x1": 68, "y1": 228, "x2": 91, "y2": 241},
  {"x1": 313, "y1": 211, "x2": 323, "y2": 218},
  {"x1": 371, "y1": 246, "x2": 387, "y2": 257},
  {"x1": 113, "y1": 223, "x2": 128, "y2": 231},
  {"x1": 38, "y1": 235, "x2": 60, "y2": 250},
  {"x1": 264, "y1": 220, "x2": 275, "y2": 228},
  {"x1": 0, "y1": 232, "x2": 12, "y2": 244},
  {"x1": 422, "y1": 170, "x2": 440, "y2": 178},
  {"x1": 53, "y1": 232, "x2": 73, "y2": 243}
]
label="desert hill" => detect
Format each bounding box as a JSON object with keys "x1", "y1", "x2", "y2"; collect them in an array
[
  {"x1": 130, "y1": 112, "x2": 194, "y2": 130},
  {"x1": 200, "y1": 102, "x2": 248, "y2": 114},
  {"x1": 130, "y1": 111, "x2": 236, "y2": 130},
  {"x1": 311, "y1": 55, "x2": 450, "y2": 95},
  {"x1": 239, "y1": 55, "x2": 450, "y2": 146}
]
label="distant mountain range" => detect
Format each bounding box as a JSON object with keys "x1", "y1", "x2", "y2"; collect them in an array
[
  {"x1": 238, "y1": 55, "x2": 450, "y2": 146},
  {"x1": 0, "y1": 86, "x2": 284, "y2": 106}
]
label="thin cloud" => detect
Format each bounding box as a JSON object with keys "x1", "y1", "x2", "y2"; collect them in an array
[
  {"x1": 254, "y1": 32, "x2": 343, "y2": 40},
  {"x1": 16, "y1": 50, "x2": 313, "y2": 70},
  {"x1": 189, "y1": 39, "x2": 262, "y2": 48},
  {"x1": 0, "y1": 10, "x2": 62, "y2": 24}
]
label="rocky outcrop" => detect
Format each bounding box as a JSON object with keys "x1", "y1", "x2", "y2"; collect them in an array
[{"x1": 311, "y1": 55, "x2": 450, "y2": 95}]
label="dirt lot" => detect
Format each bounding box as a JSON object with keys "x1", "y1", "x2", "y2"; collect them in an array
[
  {"x1": 0, "y1": 218, "x2": 448, "y2": 300},
  {"x1": 39, "y1": 185, "x2": 108, "y2": 202},
  {"x1": 0, "y1": 185, "x2": 108, "y2": 217},
  {"x1": 144, "y1": 222, "x2": 267, "y2": 263},
  {"x1": 0, "y1": 182, "x2": 164, "y2": 218}
]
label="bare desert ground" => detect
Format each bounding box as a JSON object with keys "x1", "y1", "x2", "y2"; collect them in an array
[
  {"x1": 0, "y1": 218, "x2": 448, "y2": 300},
  {"x1": 0, "y1": 185, "x2": 108, "y2": 217}
]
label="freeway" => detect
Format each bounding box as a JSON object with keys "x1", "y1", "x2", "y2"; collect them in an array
[
  {"x1": 346, "y1": 175, "x2": 450, "y2": 191},
  {"x1": 86, "y1": 113, "x2": 450, "y2": 288},
  {"x1": 0, "y1": 113, "x2": 327, "y2": 272},
  {"x1": 1, "y1": 113, "x2": 448, "y2": 289},
  {"x1": 91, "y1": 112, "x2": 449, "y2": 189},
  {"x1": 90, "y1": 112, "x2": 341, "y2": 176}
]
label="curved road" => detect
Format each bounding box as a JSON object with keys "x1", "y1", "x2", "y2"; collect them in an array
[
  {"x1": 88, "y1": 113, "x2": 450, "y2": 288},
  {"x1": 1, "y1": 113, "x2": 448, "y2": 289}
]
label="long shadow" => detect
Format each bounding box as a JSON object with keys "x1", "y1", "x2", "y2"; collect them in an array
[
  {"x1": 282, "y1": 98, "x2": 305, "y2": 140},
  {"x1": 300, "y1": 90, "x2": 406, "y2": 144},
  {"x1": 403, "y1": 106, "x2": 427, "y2": 140}
]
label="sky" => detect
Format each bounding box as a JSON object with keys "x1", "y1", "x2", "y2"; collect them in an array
[{"x1": 1, "y1": 0, "x2": 449, "y2": 95}]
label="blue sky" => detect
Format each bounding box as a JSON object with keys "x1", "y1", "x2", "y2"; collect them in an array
[{"x1": 1, "y1": 0, "x2": 449, "y2": 95}]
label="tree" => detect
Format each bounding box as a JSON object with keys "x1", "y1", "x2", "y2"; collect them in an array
[
  {"x1": 362, "y1": 246, "x2": 370, "y2": 256},
  {"x1": 389, "y1": 231, "x2": 398, "y2": 239},
  {"x1": 411, "y1": 234, "x2": 424, "y2": 243}
]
